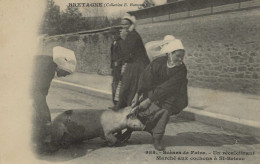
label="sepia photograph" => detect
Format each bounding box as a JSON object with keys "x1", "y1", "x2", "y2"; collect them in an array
[{"x1": 0, "y1": 0, "x2": 260, "y2": 163}]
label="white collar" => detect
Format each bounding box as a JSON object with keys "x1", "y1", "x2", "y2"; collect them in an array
[
  {"x1": 167, "y1": 62, "x2": 176, "y2": 68},
  {"x1": 167, "y1": 62, "x2": 182, "y2": 68}
]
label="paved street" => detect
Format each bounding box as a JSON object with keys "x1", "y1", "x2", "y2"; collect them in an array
[{"x1": 38, "y1": 85, "x2": 260, "y2": 164}]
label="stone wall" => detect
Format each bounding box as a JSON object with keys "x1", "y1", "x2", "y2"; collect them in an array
[
  {"x1": 42, "y1": 8, "x2": 260, "y2": 94},
  {"x1": 41, "y1": 31, "x2": 112, "y2": 75},
  {"x1": 137, "y1": 8, "x2": 260, "y2": 94}
]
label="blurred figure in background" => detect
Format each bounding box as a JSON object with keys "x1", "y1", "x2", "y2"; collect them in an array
[
  {"x1": 109, "y1": 27, "x2": 124, "y2": 107},
  {"x1": 31, "y1": 46, "x2": 76, "y2": 153}
]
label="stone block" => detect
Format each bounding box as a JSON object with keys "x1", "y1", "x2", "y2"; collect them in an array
[
  {"x1": 170, "y1": 11, "x2": 189, "y2": 20},
  {"x1": 211, "y1": 71, "x2": 219, "y2": 76},
  {"x1": 248, "y1": 57, "x2": 255, "y2": 63},
  {"x1": 204, "y1": 70, "x2": 210, "y2": 76},
  {"x1": 240, "y1": 0, "x2": 259, "y2": 8},
  {"x1": 222, "y1": 67, "x2": 228, "y2": 72},
  {"x1": 208, "y1": 56, "x2": 219, "y2": 63},
  {"x1": 213, "y1": 3, "x2": 239, "y2": 13},
  {"x1": 248, "y1": 67, "x2": 254, "y2": 71},
  {"x1": 214, "y1": 66, "x2": 223, "y2": 71},
  {"x1": 230, "y1": 56, "x2": 241, "y2": 63},
  {"x1": 67, "y1": 35, "x2": 80, "y2": 42},
  {"x1": 136, "y1": 18, "x2": 153, "y2": 24},
  {"x1": 252, "y1": 73, "x2": 259, "y2": 79},
  {"x1": 153, "y1": 15, "x2": 170, "y2": 22},
  {"x1": 238, "y1": 66, "x2": 247, "y2": 71},
  {"x1": 235, "y1": 73, "x2": 244, "y2": 78},
  {"x1": 190, "y1": 7, "x2": 212, "y2": 17},
  {"x1": 229, "y1": 67, "x2": 237, "y2": 72},
  {"x1": 192, "y1": 71, "x2": 199, "y2": 76},
  {"x1": 196, "y1": 58, "x2": 209, "y2": 63}
]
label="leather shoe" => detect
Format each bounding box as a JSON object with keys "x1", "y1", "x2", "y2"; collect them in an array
[{"x1": 153, "y1": 139, "x2": 165, "y2": 151}]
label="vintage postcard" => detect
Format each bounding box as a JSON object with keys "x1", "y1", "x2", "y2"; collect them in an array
[{"x1": 0, "y1": 0, "x2": 259, "y2": 163}]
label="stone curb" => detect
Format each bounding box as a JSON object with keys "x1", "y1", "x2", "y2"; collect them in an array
[
  {"x1": 179, "y1": 108, "x2": 260, "y2": 137},
  {"x1": 52, "y1": 79, "x2": 260, "y2": 137}
]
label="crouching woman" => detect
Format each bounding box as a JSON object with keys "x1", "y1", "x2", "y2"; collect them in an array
[{"x1": 133, "y1": 39, "x2": 188, "y2": 151}]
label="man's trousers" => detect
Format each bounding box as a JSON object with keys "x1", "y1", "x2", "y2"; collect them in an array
[{"x1": 32, "y1": 90, "x2": 51, "y2": 144}]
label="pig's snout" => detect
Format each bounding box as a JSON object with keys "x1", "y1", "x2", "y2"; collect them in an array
[{"x1": 126, "y1": 116, "x2": 145, "y2": 130}]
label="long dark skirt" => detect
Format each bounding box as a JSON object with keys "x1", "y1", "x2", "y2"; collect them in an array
[{"x1": 115, "y1": 61, "x2": 146, "y2": 110}]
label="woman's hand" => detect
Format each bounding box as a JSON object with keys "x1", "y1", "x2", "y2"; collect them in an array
[
  {"x1": 139, "y1": 98, "x2": 152, "y2": 110},
  {"x1": 131, "y1": 93, "x2": 139, "y2": 108}
]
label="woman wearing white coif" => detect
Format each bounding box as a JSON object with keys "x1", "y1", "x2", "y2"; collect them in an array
[
  {"x1": 113, "y1": 14, "x2": 150, "y2": 143},
  {"x1": 128, "y1": 38, "x2": 188, "y2": 151},
  {"x1": 113, "y1": 15, "x2": 150, "y2": 111}
]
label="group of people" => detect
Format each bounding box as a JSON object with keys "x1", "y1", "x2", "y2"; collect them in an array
[
  {"x1": 110, "y1": 15, "x2": 188, "y2": 150},
  {"x1": 31, "y1": 14, "x2": 188, "y2": 153}
]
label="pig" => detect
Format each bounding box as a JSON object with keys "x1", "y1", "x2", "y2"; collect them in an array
[{"x1": 41, "y1": 106, "x2": 144, "y2": 152}]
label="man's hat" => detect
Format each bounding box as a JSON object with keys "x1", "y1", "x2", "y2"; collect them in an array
[
  {"x1": 145, "y1": 35, "x2": 176, "y2": 61},
  {"x1": 53, "y1": 46, "x2": 77, "y2": 73}
]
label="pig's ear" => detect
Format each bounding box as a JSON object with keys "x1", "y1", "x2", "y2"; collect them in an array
[{"x1": 126, "y1": 106, "x2": 139, "y2": 119}]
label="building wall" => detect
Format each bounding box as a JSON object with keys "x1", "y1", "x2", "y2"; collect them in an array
[{"x1": 131, "y1": 0, "x2": 258, "y2": 24}]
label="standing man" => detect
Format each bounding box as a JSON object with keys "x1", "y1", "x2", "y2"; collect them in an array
[
  {"x1": 132, "y1": 39, "x2": 188, "y2": 150},
  {"x1": 31, "y1": 46, "x2": 76, "y2": 153},
  {"x1": 110, "y1": 27, "x2": 124, "y2": 106}
]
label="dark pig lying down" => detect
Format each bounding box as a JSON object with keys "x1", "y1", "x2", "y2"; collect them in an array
[{"x1": 41, "y1": 107, "x2": 144, "y2": 152}]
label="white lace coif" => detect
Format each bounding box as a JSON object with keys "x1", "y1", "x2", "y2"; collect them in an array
[{"x1": 160, "y1": 39, "x2": 184, "y2": 54}]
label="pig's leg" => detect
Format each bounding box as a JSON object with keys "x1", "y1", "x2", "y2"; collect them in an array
[{"x1": 104, "y1": 132, "x2": 118, "y2": 146}]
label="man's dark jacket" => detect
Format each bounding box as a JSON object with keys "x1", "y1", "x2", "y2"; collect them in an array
[
  {"x1": 110, "y1": 38, "x2": 124, "y2": 81},
  {"x1": 32, "y1": 55, "x2": 57, "y2": 96},
  {"x1": 31, "y1": 55, "x2": 57, "y2": 124}
]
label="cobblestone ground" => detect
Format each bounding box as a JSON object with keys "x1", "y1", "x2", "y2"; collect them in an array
[{"x1": 38, "y1": 86, "x2": 260, "y2": 164}]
